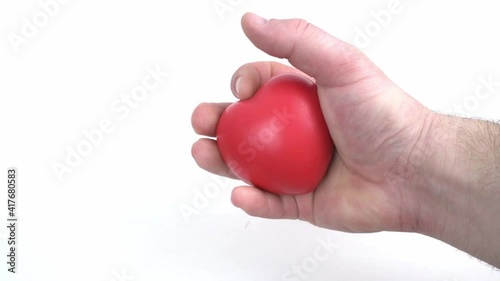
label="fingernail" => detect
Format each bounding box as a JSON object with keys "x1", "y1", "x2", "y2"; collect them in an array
[
  {"x1": 250, "y1": 13, "x2": 267, "y2": 25},
  {"x1": 235, "y1": 76, "x2": 244, "y2": 97}
]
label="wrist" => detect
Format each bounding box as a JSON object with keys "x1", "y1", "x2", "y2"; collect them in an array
[{"x1": 414, "y1": 113, "x2": 500, "y2": 267}]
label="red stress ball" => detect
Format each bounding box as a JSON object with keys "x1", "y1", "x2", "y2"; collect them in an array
[{"x1": 216, "y1": 73, "x2": 334, "y2": 195}]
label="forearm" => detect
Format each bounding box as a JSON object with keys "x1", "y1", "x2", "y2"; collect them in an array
[{"x1": 417, "y1": 113, "x2": 500, "y2": 267}]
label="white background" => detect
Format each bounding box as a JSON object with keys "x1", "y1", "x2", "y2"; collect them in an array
[{"x1": 1, "y1": 0, "x2": 500, "y2": 280}]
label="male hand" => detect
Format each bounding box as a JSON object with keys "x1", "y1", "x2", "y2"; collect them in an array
[{"x1": 192, "y1": 13, "x2": 435, "y2": 233}]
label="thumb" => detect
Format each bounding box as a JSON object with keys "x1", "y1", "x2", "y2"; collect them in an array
[{"x1": 241, "y1": 13, "x2": 391, "y2": 89}]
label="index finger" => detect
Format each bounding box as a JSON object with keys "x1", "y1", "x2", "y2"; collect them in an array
[{"x1": 231, "y1": 61, "x2": 313, "y2": 100}]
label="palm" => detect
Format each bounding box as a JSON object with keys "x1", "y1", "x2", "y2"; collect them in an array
[{"x1": 309, "y1": 77, "x2": 427, "y2": 232}]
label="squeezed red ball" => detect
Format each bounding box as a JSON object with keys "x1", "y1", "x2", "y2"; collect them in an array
[{"x1": 216, "y1": 73, "x2": 334, "y2": 195}]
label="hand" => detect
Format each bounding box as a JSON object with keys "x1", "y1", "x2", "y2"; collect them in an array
[{"x1": 192, "y1": 13, "x2": 435, "y2": 233}]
